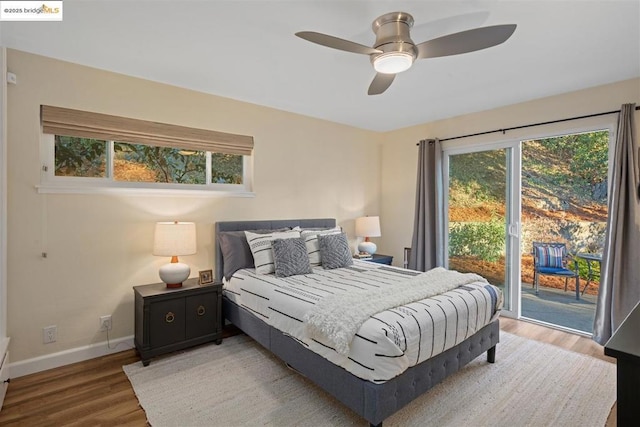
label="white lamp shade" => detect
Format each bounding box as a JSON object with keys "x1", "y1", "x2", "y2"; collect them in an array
[
  {"x1": 355, "y1": 216, "x2": 381, "y2": 238},
  {"x1": 153, "y1": 222, "x2": 197, "y2": 256}
]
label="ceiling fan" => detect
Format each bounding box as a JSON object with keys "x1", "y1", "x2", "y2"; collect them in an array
[{"x1": 296, "y1": 12, "x2": 516, "y2": 95}]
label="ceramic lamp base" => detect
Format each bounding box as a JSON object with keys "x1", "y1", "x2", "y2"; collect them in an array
[
  {"x1": 159, "y1": 262, "x2": 190, "y2": 288},
  {"x1": 358, "y1": 241, "x2": 377, "y2": 255}
]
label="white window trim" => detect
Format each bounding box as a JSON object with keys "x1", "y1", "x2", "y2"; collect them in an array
[{"x1": 37, "y1": 134, "x2": 255, "y2": 197}]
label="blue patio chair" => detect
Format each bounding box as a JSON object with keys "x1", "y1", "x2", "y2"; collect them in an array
[{"x1": 532, "y1": 242, "x2": 581, "y2": 300}]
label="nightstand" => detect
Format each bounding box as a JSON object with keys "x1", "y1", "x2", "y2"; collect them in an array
[
  {"x1": 134, "y1": 278, "x2": 223, "y2": 366},
  {"x1": 364, "y1": 254, "x2": 393, "y2": 265}
]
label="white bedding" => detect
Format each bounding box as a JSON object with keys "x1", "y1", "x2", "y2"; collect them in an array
[
  {"x1": 305, "y1": 267, "x2": 490, "y2": 355},
  {"x1": 223, "y1": 260, "x2": 502, "y2": 383}
]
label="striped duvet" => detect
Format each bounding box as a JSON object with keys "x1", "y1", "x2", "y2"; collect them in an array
[{"x1": 223, "y1": 260, "x2": 502, "y2": 383}]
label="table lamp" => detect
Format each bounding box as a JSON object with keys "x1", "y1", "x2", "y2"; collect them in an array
[
  {"x1": 355, "y1": 216, "x2": 381, "y2": 255},
  {"x1": 153, "y1": 221, "x2": 197, "y2": 288}
]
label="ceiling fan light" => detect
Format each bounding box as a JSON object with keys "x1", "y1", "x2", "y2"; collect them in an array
[{"x1": 373, "y1": 52, "x2": 413, "y2": 74}]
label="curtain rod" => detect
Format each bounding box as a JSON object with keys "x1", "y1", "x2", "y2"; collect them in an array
[{"x1": 418, "y1": 105, "x2": 640, "y2": 145}]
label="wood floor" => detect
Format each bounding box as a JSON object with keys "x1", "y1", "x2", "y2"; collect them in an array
[{"x1": 0, "y1": 319, "x2": 615, "y2": 426}]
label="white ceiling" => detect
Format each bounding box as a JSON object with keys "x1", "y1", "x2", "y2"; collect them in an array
[{"x1": 2, "y1": 1, "x2": 639, "y2": 132}]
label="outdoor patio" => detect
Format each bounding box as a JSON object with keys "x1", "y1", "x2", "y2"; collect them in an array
[{"x1": 520, "y1": 283, "x2": 597, "y2": 334}]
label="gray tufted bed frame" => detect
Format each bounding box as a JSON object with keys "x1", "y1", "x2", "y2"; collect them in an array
[{"x1": 215, "y1": 218, "x2": 500, "y2": 427}]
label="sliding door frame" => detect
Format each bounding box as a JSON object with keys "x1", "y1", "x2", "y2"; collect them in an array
[{"x1": 443, "y1": 138, "x2": 522, "y2": 319}]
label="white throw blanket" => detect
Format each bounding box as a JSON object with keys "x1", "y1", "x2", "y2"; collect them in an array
[{"x1": 304, "y1": 267, "x2": 488, "y2": 355}]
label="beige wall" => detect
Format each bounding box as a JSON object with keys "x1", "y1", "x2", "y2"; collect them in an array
[
  {"x1": 6, "y1": 47, "x2": 639, "y2": 366},
  {"x1": 378, "y1": 78, "x2": 640, "y2": 267},
  {"x1": 6, "y1": 49, "x2": 382, "y2": 363}
]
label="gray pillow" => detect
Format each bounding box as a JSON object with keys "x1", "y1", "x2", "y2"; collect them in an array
[
  {"x1": 300, "y1": 226, "x2": 342, "y2": 266},
  {"x1": 318, "y1": 233, "x2": 353, "y2": 270},
  {"x1": 245, "y1": 230, "x2": 301, "y2": 274},
  {"x1": 272, "y1": 237, "x2": 313, "y2": 277},
  {"x1": 218, "y1": 228, "x2": 289, "y2": 280}
]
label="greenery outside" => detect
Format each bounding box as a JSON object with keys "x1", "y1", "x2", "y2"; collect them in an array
[
  {"x1": 54, "y1": 136, "x2": 106, "y2": 177},
  {"x1": 448, "y1": 130, "x2": 608, "y2": 294},
  {"x1": 54, "y1": 136, "x2": 243, "y2": 185}
]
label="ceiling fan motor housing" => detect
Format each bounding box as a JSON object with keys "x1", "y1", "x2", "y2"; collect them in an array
[{"x1": 370, "y1": 11, "x2": 418, "y2": 68}]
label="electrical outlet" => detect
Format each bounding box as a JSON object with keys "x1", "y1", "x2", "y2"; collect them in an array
[
  {"x1": 43, "y1": 325, "x2": 57, "y2": 343},
  {"x1": 100, "y1": 315, "x2": 112, "y2": 331}
]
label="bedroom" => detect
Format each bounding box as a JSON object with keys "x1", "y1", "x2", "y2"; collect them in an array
[{"x1": 0, "y1": 0, "x2": 639, "y2": 425}]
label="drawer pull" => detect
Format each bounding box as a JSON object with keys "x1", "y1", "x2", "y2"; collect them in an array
[
  {"x1": 197, "y1": 305, "x2": 206, "y2": 316},
  {"x1": 165, "y1": 312, "x2": 175, "y2": 323}
]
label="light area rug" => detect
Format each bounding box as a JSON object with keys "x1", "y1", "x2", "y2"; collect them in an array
[{"x1": 123, "y1": 332, "x2": 616, "y2": 427}]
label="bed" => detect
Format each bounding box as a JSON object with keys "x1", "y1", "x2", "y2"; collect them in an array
[{"x1": 215, "y1": 218, "x2": 501, "y2": 426}]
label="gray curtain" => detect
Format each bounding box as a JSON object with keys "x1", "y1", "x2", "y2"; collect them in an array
[
  {"x1": 408, "y1": 139, "x2": 444, "y2": 272},
  {"x1": 593, "y1": 103, "x2": 640, "y2": 345}
]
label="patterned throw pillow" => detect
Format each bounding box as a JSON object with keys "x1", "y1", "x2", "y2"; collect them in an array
[
  {"x1": 300, "y1": 226, "x2": 342, "y2": 266},
  {"x1": 318, "y1": 233, "x2": 353, "y2": 270},
  {"x1": 535, "y1": 245, "x2": 564, "y2": 268},
  {"x1": 244, "y1": 230, "x2": 301, "y2": 274},
  {"x1": 272, "y1": 237, "x2": 313, "y2": 277},
  {"x1": 218, "y1": 228, "x2": 290, "y2": 280}
]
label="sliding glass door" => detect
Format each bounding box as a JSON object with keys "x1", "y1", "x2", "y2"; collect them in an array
[
  {"x1": 444, "y1": 145, "x2": 520, "y2": 315},
  {"x1": 444, "y1": 129, "x2": 610, "y2": 327},
  {"x1": 519, "y1": 130, "x2": 609, "y2": 333}
]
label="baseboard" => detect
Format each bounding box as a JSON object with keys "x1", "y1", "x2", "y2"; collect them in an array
[{"x1": 8, "y1": 335, "x2": 135, "y2": 378}]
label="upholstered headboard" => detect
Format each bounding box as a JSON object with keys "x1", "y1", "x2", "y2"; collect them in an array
[{"x1": 214, "y1": 218, "x2": 336, "y2": 282}]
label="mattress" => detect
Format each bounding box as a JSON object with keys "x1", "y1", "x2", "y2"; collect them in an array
[{"x1": 223, "y1": 260, "x2": 502, "y2": 383}]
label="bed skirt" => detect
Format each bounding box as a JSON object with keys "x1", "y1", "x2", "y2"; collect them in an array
[{"x1": 223, "y1": 296, "x2": 500, "y2": 426}]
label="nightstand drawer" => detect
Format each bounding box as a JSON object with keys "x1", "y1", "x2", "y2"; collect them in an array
[
  {"x1": 186, "y1": 292, "x2": 217, "y2": 340},
  {"x1": 149, "y1": 299, "x2": 186, "y2": 348}
]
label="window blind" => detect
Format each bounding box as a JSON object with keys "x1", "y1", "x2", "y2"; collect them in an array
[{"x1": 41, "y1": 105, "x2": 254, "y2": 156}]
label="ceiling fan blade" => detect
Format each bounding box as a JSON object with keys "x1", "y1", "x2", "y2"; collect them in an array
[
  {"x1": 295, "y1": 31, "x2": 382, "y2": 55},
  {"x1": 368, "y1": 73, "x2": 395, "y2": 95},
  {"x1": 416, "y1": 24, "x2": 517, "y2": 59}
]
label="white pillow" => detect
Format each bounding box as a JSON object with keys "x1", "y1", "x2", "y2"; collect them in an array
[
  {"x1": 244, "y1": 230, "x2": 301, "y2": 274},
  {"x1": 300, "y1": 227, "x2": 342, "y2": 266}
]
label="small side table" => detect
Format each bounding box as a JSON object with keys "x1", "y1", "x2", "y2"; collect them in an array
[
  {"x1": 134, "y1": 278, "x2": 223, "y2": 366},
  {"x1": 575, "y1": 253, "x2": 602, "y2": 295},
  {"x1": 364, "y1": 254, "x2": 393, "y2": 265}
]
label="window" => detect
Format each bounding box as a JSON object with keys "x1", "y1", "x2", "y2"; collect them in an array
[
  {"x1": 444, "y1": 125, "x2": 613, "y2": 330},
  {"x1": 39, "y1": 106, "x2": 253, "y2": 195},
  {"x1": 54, "y1": 136, "x2": 107, "y2": 178},
  {"x1": 53, "y1": 136, "x2": 245, "y2": 185}
]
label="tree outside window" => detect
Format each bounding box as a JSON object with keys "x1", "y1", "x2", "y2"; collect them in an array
[{"x1": 54, "y1": 136, "x2": 243, "y2": 185}]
